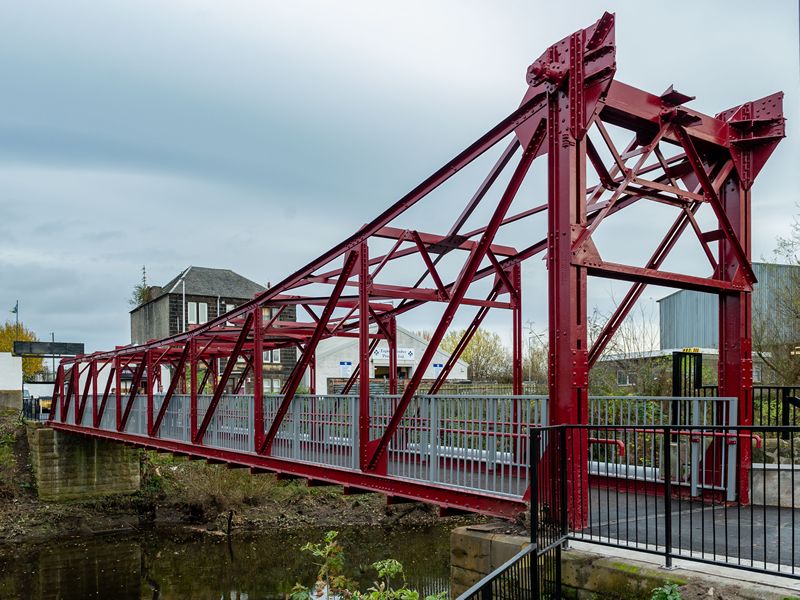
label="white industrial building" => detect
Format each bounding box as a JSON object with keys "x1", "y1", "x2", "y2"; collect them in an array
[
  {"x1": 0, "y1": 352, "x2": 22, "y2": 409},
  {"x1": 309, "y1": 327, "x2": 468, "y2": 394}
]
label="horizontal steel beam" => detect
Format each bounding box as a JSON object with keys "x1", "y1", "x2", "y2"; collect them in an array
[{"x1": 583, "y1": 261, "x2": 751, "y2": 293}]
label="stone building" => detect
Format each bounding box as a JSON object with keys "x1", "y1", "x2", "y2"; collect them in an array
[{"x1": 130, "y1": 266, "x2": 297, "y2": 394}]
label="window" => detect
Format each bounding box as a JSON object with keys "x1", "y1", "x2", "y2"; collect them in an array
[
  {"x1": 263, "y1": 349, "x2": 281, "y2": 363},
  {"x1": 616, "y1": 370, "x2": 636, "y2": 387},
  {"x1": 263, "y1": 378, "x2": 283, "y2": 393},
  {"x1": 224, "y1": 303, "x2": 236, "y2": 326},
  {"x1": 187, "y1": 302, "x2": 198, "y2": 325},
  {"x1": 187, "y1": 301, "x2": 208, "y2": 325},
  {"x1": 753, "y1": 364, "x2": 763, "y2": 384},
  {"x1": 262, "y1": 307, "x2": 272, "y2": 320}
]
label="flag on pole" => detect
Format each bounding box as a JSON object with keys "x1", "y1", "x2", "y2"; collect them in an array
[{"x1": 10, "y1": 300, "x2": 18, "y2": 315}]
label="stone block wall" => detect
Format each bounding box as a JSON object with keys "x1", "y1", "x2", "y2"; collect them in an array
[
  {"x1": 0, "y1": 390, "x2": 21, "y2": 410},
  {"x1": 26, "y1": 425, "x2": 140, "y2": 501},
  {"x1": 751, "y1": 464, "x2": 800, "y2": 508},
  {"x1": 450, "y1": 525, "x2": 799, "y2": 600},
  {"x1": 450, "y1": 524, "x2": 529, "y2": 597}
]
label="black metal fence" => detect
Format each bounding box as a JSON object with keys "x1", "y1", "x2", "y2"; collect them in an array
[
  {"x1": 457, "y1": 545, "x2": 536, "y2": 600},
  {"x1": 693, "y1": 385, "x2": 800, "y2": 430},
  {"x1": 567, "y1": 424, "x2": 800, "y2": 578},
  {"x1": 454, "y1": 420, "x2": 800, "y2": 599},
  {"x1": 21, "y1": 397, "x2": 51, "y2": 422},
  {"x1": 22, "y1": 397, "x2": 43, "y2": 421},
  {"x1": 673, "y1": 350, "x2": 800, "y2": 429},
  {"x1": 457, "y1": 427, "x2": 566, "y2": 600}
]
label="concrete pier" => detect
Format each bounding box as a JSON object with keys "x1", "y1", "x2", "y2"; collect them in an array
[{"x1": 26, "y1": 424, "x2": 140, "y2": 501}]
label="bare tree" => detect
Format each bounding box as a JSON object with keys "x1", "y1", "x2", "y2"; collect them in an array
[
  {"x1": 588, "y1": 302, "x2": 671, "y2": 396},
  {"x1": 754, "y1": 214, "x2": 800, "y2": 384},
  {"x1": 524, "y1": 322, "x2": 548, "y2": 391}
]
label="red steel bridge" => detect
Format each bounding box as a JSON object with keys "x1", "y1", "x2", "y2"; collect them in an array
[{"x1": 46, "y1": 13, "x2": 784, "y2": 521}]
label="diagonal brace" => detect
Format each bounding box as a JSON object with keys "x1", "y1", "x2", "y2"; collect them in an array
[
  {"x1": 674, "y1": 126, "x2": 756, "y2": 284},
  {"x1": 152, "y1": 342, "x2": 190, "y2": 435},
  {"x1": 119, "y1": 359, "x2": 146, "y2": 431},
  {"x1": 194, "y1": 312, "x2": 254, "y2": 443},
  {"x1": 260, "y1": 251, "x2": 359, "y2": 454}
]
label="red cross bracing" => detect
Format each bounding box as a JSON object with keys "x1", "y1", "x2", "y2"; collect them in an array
[{"x1": 47, "y1": 13, "x2": 785, "y2": 520}]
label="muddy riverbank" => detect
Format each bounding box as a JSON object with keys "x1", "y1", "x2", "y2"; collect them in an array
[{"x1": 0, "y1": 410, "x2": 489, "y2": 545}]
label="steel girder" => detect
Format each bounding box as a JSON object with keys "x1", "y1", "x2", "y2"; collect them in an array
[{"x1": 48, "y1": 12, "x2": 784, "y2": 519}]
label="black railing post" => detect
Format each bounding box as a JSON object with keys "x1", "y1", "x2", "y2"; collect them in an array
[
  {"x1": 530, "y1": 428, "x2": 540, "y2": 599},
  {"x1": 559, "y1": 425, "x2": 568, "y2": 540},
  {"x1": 480, "y1": 584, "x2": 491, "y2": 600},
  {"x1": 663, "y1": 425, "x2": 673, "y2": 569},
  {"x1": 781, "y1": 388, "x2": 790, "y2": 439},
  {"x1": 556, "y1": 426, "x2": 567, "y2": 599}
]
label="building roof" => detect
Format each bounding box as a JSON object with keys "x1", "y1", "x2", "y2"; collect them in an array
[
  {"x1": 597, "y1": 348, "x2": 719, "y2": 362},
  {"x1": 132, "y1": 266, "x2": 266, "y2": 312},
  {"x1": 656, "y1": 261, "x2": 800, "y2": 303},
  {"x1": 161, "y1": 266, "x2": 265, "y2": 298}
]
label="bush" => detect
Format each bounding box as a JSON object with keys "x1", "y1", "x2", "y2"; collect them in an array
[
  {"x1": 0, "y1": 412, "x2": 21, "y2": 499},
  {"x1": 291, "y1": 530, "x2": 446, "y2": 600},
  {"x1": 144, "y1": 452, "x2": 279, "y2": 513},
  {"x1": 651, "y1": 583, "x2": 682, "y2": 600}
]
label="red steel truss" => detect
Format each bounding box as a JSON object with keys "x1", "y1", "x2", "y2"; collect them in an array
[{"x1": 47, "y1": 13, "x2": 784, "y2": 520}]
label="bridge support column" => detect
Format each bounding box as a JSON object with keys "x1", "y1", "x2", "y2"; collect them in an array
[
  {"x1": 511, "y1": 263, "x2": 523, "y2": 396},
  {"x1": 146, "y1": 350, "x2": 154, "y2": 435},
  {"x1": 254, "y1": 307, "x2": 264, "y2": 451},
  {"x1": 26, "y1": 424, "x2": 140, "y2": 501},
  {"x1": 386, "y1": 315, "x2": 397, "y2": 395},
  {"x1": 190, "y1": 340, "x2": 198, "y2": 441},
  {"x1": 114, "y1": 357, "x2": 122, "y2": 430},
  {"x1": 718, "y1": 175, "x2": 753, "y2": 503},
  {"x1": 358, "y1": 241, "x2": 372, "y2": 470},
  {"x1": 545, "y1": 38, "x2": 590, "y2": 530}
]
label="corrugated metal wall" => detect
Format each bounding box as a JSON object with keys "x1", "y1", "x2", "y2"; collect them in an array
[{"x1": 658, "y1": 263, "x2": 800, "y2": 349}]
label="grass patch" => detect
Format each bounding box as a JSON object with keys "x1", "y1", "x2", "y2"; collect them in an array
[
  {"x1": 141, "y1": 451, "x2": 321, "y2": 515},
  {"x1": 0, "y1": 411, "x2": 21, "y2": 498}
]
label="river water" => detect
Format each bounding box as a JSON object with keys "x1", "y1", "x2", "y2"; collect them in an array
[{"x1": 0, "y1": 524, "x2": 452, "y2": 600}]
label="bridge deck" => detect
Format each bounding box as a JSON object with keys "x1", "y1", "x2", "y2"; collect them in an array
[
  {"x1": 576, "y1": 488, "x2": 800, "y2": 572},
  {"x1": 50, "y1": 391, "x2": 535, "y2": 517}
]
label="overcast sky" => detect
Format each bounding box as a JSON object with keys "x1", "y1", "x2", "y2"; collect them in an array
[{"x1": 0, "y1": 0, "x2": 797, "y2": 352}]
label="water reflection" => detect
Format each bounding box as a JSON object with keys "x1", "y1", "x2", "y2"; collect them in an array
[{"x1": 0, "y1": 525, "x2": 451, "y2": 600}]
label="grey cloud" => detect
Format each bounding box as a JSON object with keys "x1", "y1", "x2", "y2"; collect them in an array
[{"x1": 0, "y1": 0, "x2": 797, "y2": 352}]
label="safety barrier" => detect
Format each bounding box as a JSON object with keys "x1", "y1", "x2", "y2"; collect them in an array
[
  {"x1": 588, "y1": 396, "x2": 737, "y2": 499},
  {"x1": 92, "y1": 393, "x2": 546, "y2": 499}
]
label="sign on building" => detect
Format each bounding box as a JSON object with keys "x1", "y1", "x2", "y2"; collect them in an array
[
  {"x1": 339, "y1": 361, "x2": 353, "y2": 377},
  {"x1": 372, "y1": 347, "x2": 415, "y2": 361}
]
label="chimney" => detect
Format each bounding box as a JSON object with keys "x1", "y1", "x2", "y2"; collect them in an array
[{"x1": 146, "y1": 286, "x2": 162, "y2": 302}]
